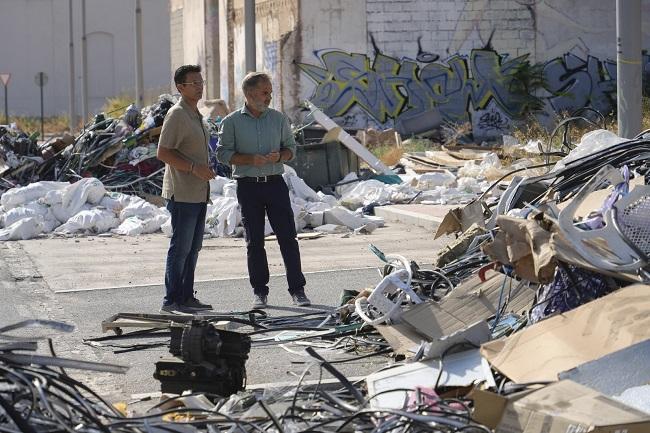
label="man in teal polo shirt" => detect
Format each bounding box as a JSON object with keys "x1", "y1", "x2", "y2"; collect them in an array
[{"x1": 217, "y1": 72, "x2": 310, "y2": 308}]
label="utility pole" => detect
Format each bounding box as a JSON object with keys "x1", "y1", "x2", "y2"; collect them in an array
[
  {"x1": 135, "y1": 0, "x2": 144, "y2": 108},
  {"x1": 81, "y1": 0, "x2": 89, "y2": 125},
  {"x1": 616, "y1": 0, "x2": 642, "y2": 138},
  {"x1": 68, "y1": 0, "x2": 76, "y2": 131},
  {"x1": 244, "y1": 0, "x2": 256, "y2": 72}
]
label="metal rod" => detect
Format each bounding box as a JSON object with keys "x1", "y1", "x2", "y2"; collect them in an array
[
  {"x1": 244, "y1": 0, "x2": 256, "y2": 72},
  {"x1": 39, "y1": 73, "x2": 44, "y2": 140},
  {"x1": 3, "y1": 83, "x2": 7, "y2": 125},
  {"x1": 81, "y1": 0, "x2": 88, "y2": 125},
  {"x1": 68, "y1": 0, "x2": 75, "y2": 131},
  {"x1": 134, "y1": 0, "x2": 144, "y2": 108}
]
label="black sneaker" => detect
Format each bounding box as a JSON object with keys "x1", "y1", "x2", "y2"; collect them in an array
[
  {"x1": 183, "y1": 297, "x2": 213, "y2": 310},
  {"x1": 159, "y1": 302, "x2": 193, "y2": 314},
  {"x1": 253, "y1": 294, "x2": 268, "y2": 308},
  {"x1": 291, "y1": 292, "x2": 311, "y2": 307}
]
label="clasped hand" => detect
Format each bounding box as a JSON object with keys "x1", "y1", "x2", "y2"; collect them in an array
[
  {"x1": 192, "y1": 163, "x2": 216, "y2": 181},
  {"x1": 251, "y1": 151, "x2": 281, "y2": 166}
]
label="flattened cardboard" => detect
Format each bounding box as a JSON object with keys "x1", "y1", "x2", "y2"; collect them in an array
[
  {"x1": 424, "y1": 320, "x2": 491, "y2": 359},
  {"x1": 374, "y1": 323, "x2": 427, "y2": 356},
  {"x1": 434, "y1": 208, "x2": 462, "y2": 238},
  {"x1": 434, "y1": 201, "x2": 485, "y2": 239},
  {"x1": 496, "y1": 380, "x2": 650, "y2": 433},
  {"x1": 481, "y1": 284, "x2": 650, "y2": 384},
  {"x1": 401, "y1": 272, "x2": 536, "y2": 344},
  {"x1": 470, "y1": 387, "x2": 536, "y2": 429}
]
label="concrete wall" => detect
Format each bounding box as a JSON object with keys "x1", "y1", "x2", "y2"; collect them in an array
[
  {"x1": 223, "y1": 0, "x2": 299, "y2": 110},
  {"x1": 295, "y1": 0, "x2": 650, "y2": 138},
  {"x1": 177, "y1": 0, "x2": 650, "y2": 139},
  {"x1": 0, "y1": 0, "x2": 170, "y2": 118}
]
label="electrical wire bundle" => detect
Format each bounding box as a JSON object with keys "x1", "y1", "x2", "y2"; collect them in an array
[
  {"x1": 0, "y1": 319, "x2": 137, "y2": 433},
  {"x1": 119, "y1": 346, "x2": 491, "y2": 433}
]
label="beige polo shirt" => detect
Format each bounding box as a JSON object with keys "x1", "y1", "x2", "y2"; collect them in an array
[{"x1": 159, "y1": 98, "x2": 210, "y2": 203}]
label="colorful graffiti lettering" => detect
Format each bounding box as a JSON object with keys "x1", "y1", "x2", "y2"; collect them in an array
[
  {"x1": 543, "y1": 53, "x2": 616, "y2": 115},
  {"x1": 298, "y1": 47, "x2": 647, "y2": 135},
  {"x1": 298, "y1": 48, "x2": 537, "y2": 131}
]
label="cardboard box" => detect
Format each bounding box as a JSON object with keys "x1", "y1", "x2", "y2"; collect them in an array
[
  {"x1": 401, "y1": 272, "x2": 536, "y2": 354},
  {"x1": 496, "y1": 380, "x2": 650, "y2": 433},
  {"x1": 470, "y1": 387, "x2": 537, "y2": 430},
  {"x1": 481, "y1": 284, "x2": 650, "y2": 383}
]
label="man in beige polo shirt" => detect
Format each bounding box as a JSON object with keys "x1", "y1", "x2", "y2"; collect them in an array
[{"x1": 157, "y1": 64, "x2": 216, "y2": 314}]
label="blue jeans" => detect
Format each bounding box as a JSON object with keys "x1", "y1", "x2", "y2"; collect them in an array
[{"x1": 163, "y1": 198, "x2": 207, "y2": 305}]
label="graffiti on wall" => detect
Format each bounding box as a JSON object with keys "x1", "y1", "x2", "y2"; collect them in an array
[
  {"x1": 543, "y1": 53, "x2": 616, "y2": 115},
  {"x1": 298, "y1": 47, "x2": 648, "y2": 137}
]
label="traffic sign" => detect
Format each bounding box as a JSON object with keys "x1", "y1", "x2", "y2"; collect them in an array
[
  {"x1": 35, "y1": 72, "x2": 48, "y2": 87},
  {"x1": 0, "y1": 74, "x2": 10, "y2": 86}
]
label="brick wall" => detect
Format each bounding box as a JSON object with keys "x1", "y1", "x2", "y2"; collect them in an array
[{"x1": 366, "y1": 0, "x2": 535, "y2": 60}]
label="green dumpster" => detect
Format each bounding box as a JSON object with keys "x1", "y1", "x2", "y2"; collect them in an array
[{"x1": 287, "y1": 141, "x2": 359, "y2": 191}]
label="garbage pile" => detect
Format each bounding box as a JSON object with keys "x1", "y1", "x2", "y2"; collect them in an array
[
  {"x1": 104, "y1": 125, "x2": 650, "y2": 431},
  {"x1": 0, "y1": 95, "x2": 174, "y2": 198},
  {"x1": 341, "y1": 126, "x2": 650, "y2": 429},
  {"x1": 0, "y1": 95, "x2": 555, "y2": 240},
  {"x1": 12, "y1": 123, "x2": 650, "y2": 430}
]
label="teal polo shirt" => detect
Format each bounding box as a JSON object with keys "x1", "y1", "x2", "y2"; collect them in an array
[{"x1": 217, "y1": 105, "x2": 296, "y2": 178}]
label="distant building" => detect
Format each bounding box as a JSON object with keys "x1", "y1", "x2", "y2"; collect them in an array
[{"x1": 0, "y1": 0, "x2": 171, "y2": 119}]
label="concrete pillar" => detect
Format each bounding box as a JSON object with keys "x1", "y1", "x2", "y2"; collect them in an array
[
  {"x1": 244, "y1": 0, "x2": 256, "y2": 72},
  {"x1": 616, "y1": 0, "x2": 642, "y2": 138}
]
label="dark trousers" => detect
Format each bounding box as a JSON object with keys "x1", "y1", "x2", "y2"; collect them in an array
[
  {"x1": 164, "y1": 197, "x2": 207, "y2": 305},
  {"x1": 236, "y1": 178, "x2": 306, "y2": 296}
]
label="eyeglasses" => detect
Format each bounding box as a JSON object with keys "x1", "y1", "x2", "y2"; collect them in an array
[{"x1": 181, "y1": 80, "x2": 204, "y2": 87}]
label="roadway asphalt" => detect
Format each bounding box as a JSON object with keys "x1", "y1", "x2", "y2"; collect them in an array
[
  {"x1": 0, "y1": 218, "x2": 446, "y2": 402},
  {"x1": 5, "y1": 260, "x2": 394, "y2": 401}
]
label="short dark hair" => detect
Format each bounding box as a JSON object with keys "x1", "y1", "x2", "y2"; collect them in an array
[
  {"x1": 242, "y1": 72, "x2": 271, "y2": 94},
  {"x1": 174, "y1": 65, "x2": 202, "y2": 85}
]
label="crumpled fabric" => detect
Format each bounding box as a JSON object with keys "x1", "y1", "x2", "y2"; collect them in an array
[
  {"x1": 482, "y1": 214, "x2": 557, "y2": 283},
  {"x1": 529, "y1": 263, "x2": 613, "y2": 323}
]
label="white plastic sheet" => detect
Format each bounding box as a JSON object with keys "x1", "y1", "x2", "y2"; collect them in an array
[
  {"x1": 205, "y1": 196, "x2": 241, "y2": 237},
  {"x1": 0, "y1": 167, "x2": 415, "y2": 240},
  {"x1": 112, "y1": 214, "x2": 168, "y2": 236},
  {"x1": 55, "y1": 208, "x2": 120, "y2": 234},
  {"x1": 1, "y1": 181, "x2": 69, "y2": 210},
  {"x1": 2, "y1": 202, "x2": 50, "y2": 227},
  {"x1": 553, "y1": 129, "x2": 626, "y2": 172},
  {"x1": 0, "y1": 217, "x2": 45, "y2": 241},
  {"x1": 53, "y1": 178, "x2": 106, "y2": 222},
  {"x1": 415, "y1": 170, "x2": 456, "y2": 190}
]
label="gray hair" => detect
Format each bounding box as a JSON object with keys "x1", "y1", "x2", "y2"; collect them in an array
[{"x1": 242, "y1": 72, "x2": 271, "y2": 94}]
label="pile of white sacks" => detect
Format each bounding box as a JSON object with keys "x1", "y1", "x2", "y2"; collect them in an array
[{"x1": 0, "y1": 165, "x2": 490, "y2": 241}]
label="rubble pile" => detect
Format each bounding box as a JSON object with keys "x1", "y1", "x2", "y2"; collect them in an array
[
  {"x1": 0, "y1": 96, "x2": 554, "y2": 240},
  {"x1": 0, "y1": 95, "x2": 174, "y2": 198},
  {"x1": 2, "y1": 100, "x2": 650, "y2": 431}
]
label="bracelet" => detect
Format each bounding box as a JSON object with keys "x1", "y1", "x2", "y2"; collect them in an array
[{"x1": 189, "y1": 162, "x2": 194, "y2": 173}]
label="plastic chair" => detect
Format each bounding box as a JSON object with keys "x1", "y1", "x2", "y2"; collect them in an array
[
  {"x1": 558, "y1": 165, "x2": 650, "y2": 274},
  {"x1": 355, "y1": 255, "x2": 423, "y2": 326}
]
